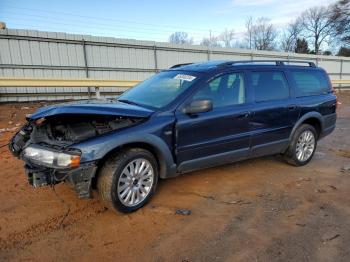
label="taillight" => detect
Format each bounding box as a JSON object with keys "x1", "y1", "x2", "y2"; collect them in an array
[
  {"x1": 336, "y1": 98, "x2": 342, "y2": 110},
  {"x1": 330, "y1": 83, "x2": 340, "y2": 110}
]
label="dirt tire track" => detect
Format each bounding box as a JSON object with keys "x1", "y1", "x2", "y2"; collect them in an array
[{"x1": 0, "y1": 200, "x2": 107, "y2": 251}]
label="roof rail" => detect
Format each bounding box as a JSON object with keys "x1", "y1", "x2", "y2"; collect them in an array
[
  {"x1": 278, "y1": 60, "x2": 316, "y2": 67},
  {"x1": 170, "y1": 63, "x2": 194, "y2": 69},
  {"x1": 220, "y1": 60, "x2": 316, "y2": 67}
]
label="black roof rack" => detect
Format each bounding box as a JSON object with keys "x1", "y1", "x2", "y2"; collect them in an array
[
  {"x1": 220, "y1": 60, "x2": 316, "y2": 67},
  {"x1": 170, "y1": 63, "x2": 193, "y2": 69}
]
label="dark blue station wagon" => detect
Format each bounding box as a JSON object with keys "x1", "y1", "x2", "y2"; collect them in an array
[{"x1": 10, "y1": 60, "x2": 337, "y2": 213}]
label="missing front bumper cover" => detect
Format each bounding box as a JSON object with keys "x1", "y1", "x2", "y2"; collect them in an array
[{"x1": 25, "y1": 162, "x2": 97, "y2": 199}]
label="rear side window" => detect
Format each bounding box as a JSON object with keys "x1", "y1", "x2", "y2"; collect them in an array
[
  {"x1": 252, "y1": 71, "x2": 289, "y2": 102},
  {"x1": 290, "y1": 70, "x2": 330, "y2": 97}
]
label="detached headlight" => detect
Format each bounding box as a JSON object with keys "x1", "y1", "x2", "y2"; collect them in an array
[{"x1": 23, "y1": 145, "x2": 81, "y2": 168}]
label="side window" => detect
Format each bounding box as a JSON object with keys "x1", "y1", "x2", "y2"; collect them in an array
[
  {"x1": 290, "y1": 70, "x2": 330, "y2": 97},
  {"x1": 192, "y1": 73, "x2": 245, "y2": 108},
  {"x1": 252, "y1": 71, "x2": 289, "y2": 102}
]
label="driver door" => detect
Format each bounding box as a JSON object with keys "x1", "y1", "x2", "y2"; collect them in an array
[{"x1": 175, "y1": 72, "x2": 251, "y2": 172}]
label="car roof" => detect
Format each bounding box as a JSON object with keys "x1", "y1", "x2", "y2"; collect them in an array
[{"x1": 168, "y1": 60, "x2": 319, "y2": 73}]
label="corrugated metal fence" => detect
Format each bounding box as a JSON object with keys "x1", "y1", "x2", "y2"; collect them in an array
[{"x1": 0, "y1": 28, "x2": 350, "y2": 102}]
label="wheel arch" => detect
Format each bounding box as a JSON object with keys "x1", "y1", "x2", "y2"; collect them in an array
[
  {"x1": 290, "y1": 112, "x2": 324, "y2": 140},
  {"x1": 92, "y1": 137, "x2": 177, "y2": 189}
]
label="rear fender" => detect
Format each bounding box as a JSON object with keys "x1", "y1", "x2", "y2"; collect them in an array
[{"x1": 289, "y1": 112, "x2": 324, "y2": 140}]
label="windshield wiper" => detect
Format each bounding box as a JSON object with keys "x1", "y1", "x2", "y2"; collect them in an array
[{"x1": 118, "y1": 99, "x2": 142, "y2": 107}]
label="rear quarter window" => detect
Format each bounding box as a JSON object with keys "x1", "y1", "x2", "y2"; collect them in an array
[
  {"x1": 290, "y1": 70, "x2": 330, "y2": 97},
  {"x1": 251, "y1": 71, "x2": 289, "y2": 102}
]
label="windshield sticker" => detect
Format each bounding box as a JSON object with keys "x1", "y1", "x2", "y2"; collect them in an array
[{"x1": 174, "y1": 74, "x2": 196, "y2": 82}]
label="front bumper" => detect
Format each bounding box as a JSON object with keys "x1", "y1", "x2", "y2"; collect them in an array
[{"x1": 25, "y1": 161, "x2": 98, "y2": 199}]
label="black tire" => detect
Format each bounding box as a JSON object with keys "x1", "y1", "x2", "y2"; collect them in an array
[
  {"x1": 97, "y1": 148, "x2": 158, "y2": 213},
  {"x1": 284, "y1": 124, "x2": 318, "y2": 166}
]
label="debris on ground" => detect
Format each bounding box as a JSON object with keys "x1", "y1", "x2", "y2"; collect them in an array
[
  {"x1": 328, "y1": 185, "x2": 338, "y2": 190},
  {"x1": 149, "y1": 204, "x2": 156, "y2": 209},
  {"x1": 185, "y1": 191, "x2": 216, "y2": 200},
  {"x1": 322, "y1": 234, "x2": 340, "y2": 243},
  {"x1": 256, "y1": 192, "x2": 272, "y2": 198},
  {"x1": 222, "y1": 199, "x2": 252, "y2": 205},
  {"x1": 0, "y1": 127, "x2": 19, "y2": 134},
  {"x1": 340, "y1": 164, "x2": 350, "y2": 173},
  {"x1": 175, "y1": 208, "x2": 192, "y2": 216},
  {"x1": 297, "y1": 177, "x2": 312, "y2": 182}
]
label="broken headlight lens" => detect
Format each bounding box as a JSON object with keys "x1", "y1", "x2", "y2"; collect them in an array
[{"x1": 23, "y1": 145, "x2": 80, "y2": 168}]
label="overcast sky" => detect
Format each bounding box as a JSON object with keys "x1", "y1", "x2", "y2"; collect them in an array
[{"x1": 0, "y1": 0, "x2": 337, "y2": 43}]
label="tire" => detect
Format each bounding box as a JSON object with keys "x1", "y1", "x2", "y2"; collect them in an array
[
  {"x1": 284, "y1": 124, "x2": 318, "y2": 166},
  {"x1": 97, "y1": 148, "x2": 158, "y2": 213}
]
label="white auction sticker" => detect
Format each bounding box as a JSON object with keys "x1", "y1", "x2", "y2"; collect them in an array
[{"x1": 174, "y1": 74, "x2": 196, "y2": 82}]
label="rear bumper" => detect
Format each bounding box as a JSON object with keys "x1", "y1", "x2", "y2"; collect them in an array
[
  {"x1": 320, "y1": 125, "x2": 336, "y2": 139},
  {"x1": 320, "y1": 113, "x2": 337, "y2": 139},
  {"x1": 25, "y1": 161, "x2": 98, "y2": 198}
]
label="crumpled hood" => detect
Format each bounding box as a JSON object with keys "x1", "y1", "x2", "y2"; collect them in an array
[{"x1": 27, "y1": 99, "x2": 154, "y2": 120}]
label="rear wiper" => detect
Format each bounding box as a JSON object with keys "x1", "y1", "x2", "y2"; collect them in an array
[{"x1": 118, "y1": 99, "x2": 142, "y2": 107}]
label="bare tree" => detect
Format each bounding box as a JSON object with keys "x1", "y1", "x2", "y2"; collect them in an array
[
  {"x1": 299, "y1": 6, "x2": 333, "y2": 53},
  {"x1": 200, "y1": 36, "x2": 221, "y2": 47},
  {"x1": 169, "y1": 32, "x2": 193, "y2": 45},
  {"x1": 219, "y1": 29, "x2": 235, "y2": 48},
  {"x1": 251, "y1": 17, "x2": 277, "y2": 50},
  {"x1": 244, "y1": 16, "x2": 254, "y2": 49},
  {"x1": 329, "y1": 0, "x2": 350, "y2": 44},
  {"x1": 280, "y1": 20, "x2": 302, "y2": 52},
  {"x1": 231, "y1": 39, "x2": 247, "y2": 49}
]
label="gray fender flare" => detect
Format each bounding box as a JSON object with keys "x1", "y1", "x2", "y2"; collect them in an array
[
  {"x1": 75, "y1": 132, "x2": 177, "y2": 179},
  {"x1": 289, "y1": 112, "x2": 324, "y2": 141}
]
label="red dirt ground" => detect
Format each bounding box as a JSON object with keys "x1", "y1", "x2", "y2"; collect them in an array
[{"x1": 0, "y1": 93, "x2": 350, "y2": 261}]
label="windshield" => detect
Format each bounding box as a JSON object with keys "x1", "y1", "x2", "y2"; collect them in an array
[{"x1": 118, "y1": 71, "x2": 198, "y2": 109}]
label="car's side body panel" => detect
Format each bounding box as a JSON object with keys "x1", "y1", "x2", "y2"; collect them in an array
[
  {"x1": 172, "y1": 65, "x2": 337, "y2": 174},
  {"x1": 175, "y1": 104, "x2": 251, "y2": 165}
]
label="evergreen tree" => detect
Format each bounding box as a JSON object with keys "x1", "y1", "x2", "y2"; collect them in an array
[{"x1": 295, "y1": 38, "x2": 310, "y2": 54}]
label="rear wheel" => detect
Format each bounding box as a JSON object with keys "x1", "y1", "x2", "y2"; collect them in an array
[
  {"x1": 284, "y1": 124, "x2": 317, "y2": 166},
  {"x1": 97, "y1": 148, "x2": 158, "y2": 213}
]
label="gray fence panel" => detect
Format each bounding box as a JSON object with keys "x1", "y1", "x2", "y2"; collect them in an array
[{"x1": 0, "y1": 28, "x2": 350, "y2": 102}]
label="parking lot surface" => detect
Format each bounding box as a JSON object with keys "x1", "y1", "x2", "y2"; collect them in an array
[{"x1": 0, "y1": 93, "x2": 350, "y2": 262}]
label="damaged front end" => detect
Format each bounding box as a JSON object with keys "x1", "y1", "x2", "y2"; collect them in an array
[{"x1": 10, "y1": 105, "x2": 148, "y2": 198}]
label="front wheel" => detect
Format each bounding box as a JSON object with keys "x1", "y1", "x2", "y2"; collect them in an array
[
  {"x1": 284, "y1": 124, "x2": 317, "y2": 166},
  {"x1": 97, "y1": 148, "x2": 158, "y2": 213}
]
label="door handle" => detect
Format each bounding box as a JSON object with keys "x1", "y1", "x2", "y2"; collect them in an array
[
  {"x1": 287, "y1": 105, "x2": 297, "y2": 110},
  {"x1": 237, "y1": 112, "x2": 250, "y2": 119}
]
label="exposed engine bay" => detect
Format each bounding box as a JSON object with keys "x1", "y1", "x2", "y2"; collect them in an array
[
  {"x1": 9, "y1": 114, "x2": 144, "y2": 198},
  {"x1": 10, "y1": 114, "x2": 143, "y2": 156}
]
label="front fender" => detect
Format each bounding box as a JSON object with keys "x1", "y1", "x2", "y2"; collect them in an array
[{"x1": 73, "y1": 129, "x2": 177, "y2": 179}]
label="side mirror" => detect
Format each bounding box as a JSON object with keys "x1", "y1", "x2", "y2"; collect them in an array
[{"x1": 183, "y1": 99, "x2": 213, "y2": 114}]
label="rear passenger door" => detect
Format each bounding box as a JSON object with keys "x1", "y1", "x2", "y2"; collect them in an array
[{"x1": 249, "y1": 70, "x2": 300, "y2": 157}]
